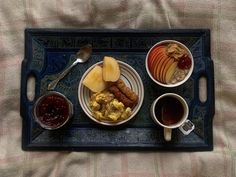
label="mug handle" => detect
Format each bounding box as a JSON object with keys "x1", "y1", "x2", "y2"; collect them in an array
[{"x1": 164, "y1": 128, "x2": 172, "y2": 141}]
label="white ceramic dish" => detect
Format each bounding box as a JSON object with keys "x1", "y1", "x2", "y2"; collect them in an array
[
  {"x1": 78, "y1": 60, "x2": 144, "y2": 126},
  {"x1": 145, "y1": 40, "x2": 194, "y2": 87}
]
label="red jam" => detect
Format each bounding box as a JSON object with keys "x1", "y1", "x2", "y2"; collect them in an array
[
  {"x1": 178, "y1": 54, "x2": 192, "y2": 69},
  {"x1": 35, "y1": 93, "x2": 70, "y2": 128}
]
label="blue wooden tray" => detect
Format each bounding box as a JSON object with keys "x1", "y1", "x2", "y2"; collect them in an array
[{"x1": 21, "y1": 29, "x2": 214, "y2": 151}]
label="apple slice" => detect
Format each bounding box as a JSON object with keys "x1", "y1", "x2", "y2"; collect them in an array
[
  {"x1": 161, "y1": 57, "x2": 174, "y2": 83},
  {"x1": 149, "y1": 51, "x2": 164, "y2": 76},
  {"x1": 154, "y1": 53, "x2": 167, "y2": 81},
  {"x1": 83, "y1": 65, "x2": 107, "y2": 92},
  {"x1": 148, "y1": 46, "x2": 165, "y2": 71},
  {"x1": 149, "y1": 45, "x2": 165, "y2": 60},
  {"x1": 159, "y1": 56, "x2": 171, "y2": 83},
  {"x1": 103, "y1": 56, "x2": 120, "y2": 82},
  {"x1": 151, "y1": 49, "x2": 166, "y2": 79},
  {"x1": 150, "y1": 47, "x2": 166, "y2": 62},
  {"x1": 153, "y1": 50, "x2": 168, "y2": 81},
  {"x1": 155, "y1": 53, "x2": 168, "y2": 82},
  {"x1": 165, "y1": 61, "x2": 178, "y2": 84}
]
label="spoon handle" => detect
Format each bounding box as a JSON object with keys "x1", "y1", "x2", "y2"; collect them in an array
[{"x1": 47, "y1": 60, "x2": 79, "y2": 90}]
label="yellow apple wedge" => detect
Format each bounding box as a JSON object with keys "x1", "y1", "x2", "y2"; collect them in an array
[
  {"x1": 103, "y1": 56, "x2": 120, "y2": 82},
  {"x1": 82, "y1": 65, "x2": 107, "y2": 93},
  {"x1": 161, "y1": 57, "x2": 174, "y2": 83},
  {"x1": 165, "y1": 61, "x2": 178, "y2": 84},
  {"x1": 160, "y1": 56, "x2": 171, "y2": 83}
]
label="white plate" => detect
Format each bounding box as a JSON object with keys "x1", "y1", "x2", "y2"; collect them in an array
[{"x1": 78, "y1": 60, "x2": 144, "y2": 126}]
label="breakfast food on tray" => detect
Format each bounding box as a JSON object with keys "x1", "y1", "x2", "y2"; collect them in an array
[
  {"x1": 82, "y1": 65, "x2": 107, "y2": 93},
  {"x1": 115, "y1": 79, "x2": 139, "y2": 104},
  {"x1": 82, "y1": 56, "x2": 120, "y2": 93},
  {"x1": 109, "y1": 79, "x2": 138, "y2": 108},
  {"x1": 90, "y1": 90, "x2": 132, "y2": 121},
  {"x1": 148, "y1": 42, "x2": 192, "y2": 84},
  {"x1": 82, "y1": 56, "x2": 139, "y2": 122},
  {"x1": 103, "y1": 56, "x2": 120, "y2": 82},
  {"x1": 109, "y1": 86, "x2": 135, "y2": 108}
]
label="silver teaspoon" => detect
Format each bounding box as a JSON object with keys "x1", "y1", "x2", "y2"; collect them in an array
[{"x1": 47, "y1": 44, "x2": 92, "y2": 90}]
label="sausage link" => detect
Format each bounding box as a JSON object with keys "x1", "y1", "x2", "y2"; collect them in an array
[
  {"x1": 115, "y1": 79, "x2": 139, "y2": 104},
  {"x1": 109, "y1": 86, "x2": 135, "y2": 108}
]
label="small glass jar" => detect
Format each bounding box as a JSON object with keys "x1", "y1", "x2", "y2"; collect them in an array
[{"x1": 33, "y1": 91, "x2": 73, "y2": 130}]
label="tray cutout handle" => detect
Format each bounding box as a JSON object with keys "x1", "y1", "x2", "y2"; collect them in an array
[
  {"x1": 196, "y1": 57, "x2": 214, "y2": 106},
  {"x1": 26, "y1": 73, "x2": 36, "y2": 102},
  {"x1": 198, "y1": 76, "x2": 207, "y2": 103}
]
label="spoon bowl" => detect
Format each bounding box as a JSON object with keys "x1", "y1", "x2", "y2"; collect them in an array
[
  {"x1": 76, "y1": 44, "x2": 92, "y2": 63},
  {"x1": 47, "y1": 44, "x2": 92, "y2": 90}
]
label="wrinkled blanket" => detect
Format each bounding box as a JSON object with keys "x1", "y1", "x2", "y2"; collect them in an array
[{"x1": 0, "y1": 0, "x2": 235, "y2": 176}]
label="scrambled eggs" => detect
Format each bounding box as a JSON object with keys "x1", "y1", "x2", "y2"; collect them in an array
[{"x1": 90, "y1": 90, "x2": 132, "y2": 121}]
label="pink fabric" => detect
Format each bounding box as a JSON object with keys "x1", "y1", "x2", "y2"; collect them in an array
[{"x1": 0, "y1": 0, "x2": 235, "y2": 176}]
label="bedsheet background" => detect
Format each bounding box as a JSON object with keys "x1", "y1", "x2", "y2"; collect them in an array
[{"x1": 0, "y1": 0, "x2": 236, "y2": 177}]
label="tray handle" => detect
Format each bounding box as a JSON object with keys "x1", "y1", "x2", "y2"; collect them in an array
[
  {"x1": 196, "y1": 57, "x2": 215, "y2": 116},
  {"x1": 20, "y1": 59, "x2": 38, "y2": 118}
]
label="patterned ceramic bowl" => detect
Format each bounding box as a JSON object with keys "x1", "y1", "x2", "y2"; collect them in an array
[{"x1": 78, "y1": 60, "x2": 144, "y2": 126}]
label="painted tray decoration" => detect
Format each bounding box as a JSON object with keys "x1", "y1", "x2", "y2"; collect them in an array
[{"x1": 21, "y1": 29, "x2": 214, "y2": 151}]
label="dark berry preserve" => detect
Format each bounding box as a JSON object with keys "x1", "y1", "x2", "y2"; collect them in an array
[
  {"x1": 33, "y1": 92, "x2": 73, "y2": 129},
  {"x1": 178, "y1": 54, "x2": 192, "y2": 70}
]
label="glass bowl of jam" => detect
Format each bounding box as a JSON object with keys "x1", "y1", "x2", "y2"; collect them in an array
[{"x1": 33, "y1": 91, "x2": 73, "y2": 130}]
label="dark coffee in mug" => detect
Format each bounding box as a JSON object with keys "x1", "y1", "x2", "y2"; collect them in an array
[{"x1": 154, "y1": 96, "x2": 184, "y2": 125}]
